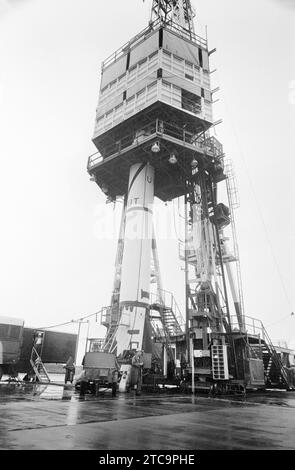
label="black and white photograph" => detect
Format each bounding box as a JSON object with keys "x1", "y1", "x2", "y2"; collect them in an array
[{"x1": 0, "y1": 0, "x2": 294, "y2": 457}]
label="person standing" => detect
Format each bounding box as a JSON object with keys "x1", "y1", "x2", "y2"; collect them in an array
[
  {"x1": 130, "y1": 351, "x2": 144, "y2": 396},
  {"x1": 107, "y1": 368, "x2": 119, "y2": 397},
  {"x1": 64, "y1": 356, "x2": 75, "y2": 384}
]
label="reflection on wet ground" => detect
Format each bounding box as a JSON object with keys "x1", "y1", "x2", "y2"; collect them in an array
[
  {"x1": 1, "y1": 379, "x2": 295, "y2": 408},
  {"x1": 0, "y1": 379, "x2": 295, "y2": 450}
]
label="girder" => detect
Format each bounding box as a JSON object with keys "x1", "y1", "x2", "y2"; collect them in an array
[{"x1": 150, "y1": 0, "x2": 195, "y2": 35}]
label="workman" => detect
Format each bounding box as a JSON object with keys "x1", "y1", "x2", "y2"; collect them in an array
[
  {"x1": 108, "y1": 368, "x2": 119, "y2": 397},
  {"x1": 64, "y1": 356, "x2": 75, "y2": 384},
  {"x1": 130, "y1": 350, "x2": 144, "y2": 396}
]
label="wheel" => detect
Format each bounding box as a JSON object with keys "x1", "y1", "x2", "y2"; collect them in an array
[{"x1": 0, "y1": 366, "x2": 3, "y2": 381}]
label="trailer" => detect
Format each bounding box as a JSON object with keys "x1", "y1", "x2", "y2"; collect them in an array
[
  {"x1": 17, "y1": 328, "x2": 77, "y2": 374},
  {"x1": 0, "y1": 316, "x2": 24, "y2": 380}
]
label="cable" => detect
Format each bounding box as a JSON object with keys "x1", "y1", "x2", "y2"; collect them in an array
[
  {"x1": 36, "y1": 320, "x2": 76, "y2": 330},
  {"x1": 214, "y1": 70, "x2": 294, "y2": 319},
  {"x1": 37, "y1": 309, "x2": 104, "y2": 331},
  {"x1": 265, "y1": 312, "x2": 295, "y2": 328}
]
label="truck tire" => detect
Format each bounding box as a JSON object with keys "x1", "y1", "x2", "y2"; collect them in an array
[{"x1": 0, "y1": 366, "x2": 3, "y2": 381}]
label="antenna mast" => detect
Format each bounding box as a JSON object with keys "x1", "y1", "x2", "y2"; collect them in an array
[{"x1": 150, "y1": 0, "x2": 196, "y2": 36}]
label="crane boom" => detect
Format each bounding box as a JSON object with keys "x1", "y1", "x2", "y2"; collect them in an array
[{"x1": 150, "y1": 0, "x2": 196, "y2": 35}]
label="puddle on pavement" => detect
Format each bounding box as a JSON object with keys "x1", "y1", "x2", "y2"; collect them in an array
[
  {"x1": 0, "y1": 382, "x2": 77, "y2": 401},
  {"x1": 1, "y1": 381, "x2": 295, "y2": 408},
  {"x1": 215, "y1": 390, "x2": 295, "y2": 408}
]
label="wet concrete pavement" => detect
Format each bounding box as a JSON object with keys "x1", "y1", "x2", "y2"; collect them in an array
[{"x1": 0, "y1": 382, "x2": 295, "y2": 450}]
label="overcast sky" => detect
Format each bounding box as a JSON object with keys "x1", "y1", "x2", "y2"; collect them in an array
[{"x1": 0, "y1": 0, "x2": 294, "y2": 355}]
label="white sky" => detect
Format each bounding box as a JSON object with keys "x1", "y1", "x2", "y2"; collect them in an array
[{"x1": 0, "y1": 0, "x2": 295, "y2": 355}]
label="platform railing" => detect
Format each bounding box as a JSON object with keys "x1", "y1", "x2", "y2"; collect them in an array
[
  {"x1": 87, "y1": 151, "x2": 103, "y2": 169},
  {"x1": 229, "y1": 315, "x2": 265, "y2": 338},
  {"x1": 89, "y1": 119, "x2": 224, "y2": 171},
  {"x1": 150, "y1": 289, "x2": 185, "y2": 334},
  {"x1": 102, "y1": 19, "x2": 207, "y2": 71}
]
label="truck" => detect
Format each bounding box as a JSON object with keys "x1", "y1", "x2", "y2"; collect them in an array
[{"x1": 75, "y1": 351, "x2": 119, "y2": 396}]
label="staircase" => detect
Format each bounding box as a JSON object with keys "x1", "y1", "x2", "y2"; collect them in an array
[
  {"x1": 30, "y1": 347, "x2": 51, "y2": 383},
  {"x1": 150, "y1": 290, "x2": 185, "y2": 338},
  {"x1": 149, "y1": 290, "x2": 185, "y2": 366},
  {"x1": 261, "y1": 326, "x2": 290, "y2": 389},
  {"x1": 99, "y1": 306, "x2": 119, "y2": 353},
  {"x1": 103, "y1": 323, "x2": 119, "y2": 354},
  {"x1": 235, "y1": 315, "x2": 292, "y2": 390},
  {"x1": 150, "y1": 304, "x2": 184, "y2": 337}
]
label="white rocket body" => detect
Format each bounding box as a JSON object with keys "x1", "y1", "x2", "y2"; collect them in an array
[{"x1": 116, "y1": 163, "x2": 154, "y2": 356}]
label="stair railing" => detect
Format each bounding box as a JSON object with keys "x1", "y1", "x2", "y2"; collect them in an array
[
  {"x1": 261, "y1": 324, "x2": 290, "y2": 388},
  {"x1": 30, "y1": 347, "x2": 50, "y2": 383}
]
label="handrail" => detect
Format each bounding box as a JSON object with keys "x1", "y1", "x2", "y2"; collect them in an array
[
  {"x1": 102, "y1": 19, "x2": 207, "y2": 71},
  {"x1": 89, "y1": 118, "x2": 223, "y2": 170},
  {"x1": 229, "y1": 314, "x2": 291, "y2": 388},
  {"x1": 229, "y1": 315, "x2": 264, "y2": 337},
  {"x1": 30, "y1": 347, "x2": 50, "y2": 383},
  {"x1": 261, "y1": 323, "x2": 290, "y2": 387},
  {"x1": 88, "y1": 151, "x2": 102, "y2": 169},
  {"x1": 150, "y1": 288, "x2": 185, "y2": 334}
]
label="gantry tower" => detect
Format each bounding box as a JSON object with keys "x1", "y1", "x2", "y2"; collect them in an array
[{"x1": 87, "y1": 1, "x2": 284, "y2": 391}]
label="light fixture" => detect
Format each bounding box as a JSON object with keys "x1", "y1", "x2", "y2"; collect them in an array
[
  {"x1": 191, "y1": 157, "x2": 198, "y2": 168},
  {"x1": 169, "y1": 152, "x2": 178, "y2": 165},
  {"x1": 151, "y1": 141, "x2": 160, "y2": 153}
]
